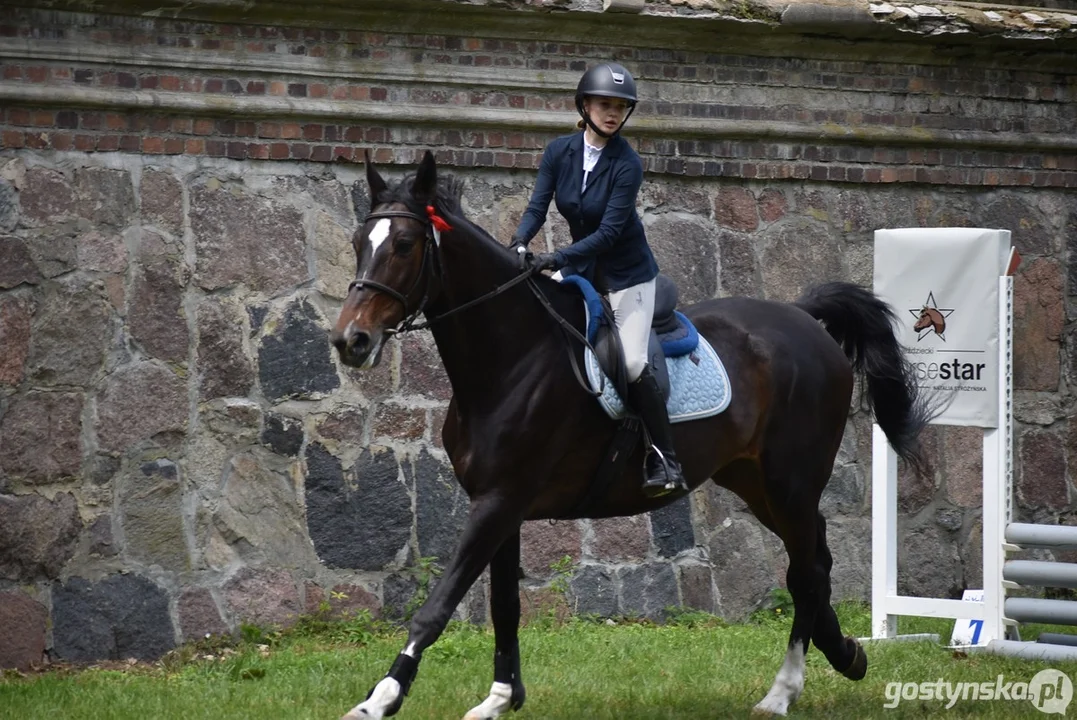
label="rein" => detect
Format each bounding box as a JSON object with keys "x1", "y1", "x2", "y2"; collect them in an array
[
  {"x1": 523, "y1": 276, "x2": 601, "y2": 396},
  {"x1": 349, "y1": 207, "x2": 601, "y2": 396}
]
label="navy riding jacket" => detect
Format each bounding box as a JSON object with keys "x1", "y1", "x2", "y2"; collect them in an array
[{"x1": 514, "y1": 131, "x2": 659, "y2": 292}]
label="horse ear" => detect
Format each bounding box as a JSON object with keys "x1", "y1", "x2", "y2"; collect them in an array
[
  {"x1": 411, "y1": 150, "x2": 437, "y2": 204},
  {"x1": 364, "y1": 149, "x2": 388, "y2": 203}
]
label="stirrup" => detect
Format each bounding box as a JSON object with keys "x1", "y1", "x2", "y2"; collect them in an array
[
  {"x1": 642, "y1": 476, "x2": 681, "y2": 498},
  {"x1": 641, "y1": 446, "x2": 686, "y2": 498}
]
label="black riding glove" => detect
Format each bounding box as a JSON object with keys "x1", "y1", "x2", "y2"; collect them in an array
[
  {"x1": 526, "y1": 252, "x2": 560, "y2": 273},
  {"x1": 508, "y1": 235, "x2": 528, "y2": 254}
]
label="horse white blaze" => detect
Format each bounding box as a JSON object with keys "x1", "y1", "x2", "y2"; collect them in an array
[
  {"x1": 359, "y1": 218, "x2": 392, "y2": 282},
  {"x1": 462, "y1": 681, "x2": 513, "y2": 720},
  {"x1": 368, "y1": 218, "x2": 391, "y2": 256},
  {"x1": 753, "y1": 641, "x2": 805, "y2": 716},
  {"x1": 343, "y1": 676, "x2": 401, "y2": 720}
]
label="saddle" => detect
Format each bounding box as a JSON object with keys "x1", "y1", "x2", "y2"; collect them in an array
[
  {"x1": 558, "y1": 273, "x2": 699, "y2": 404},
  {"x1": 557, "y1": 273, "x2": 731, "y2": 517}
]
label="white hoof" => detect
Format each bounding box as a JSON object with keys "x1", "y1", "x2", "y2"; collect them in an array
[
  {"x1": 752, "y1": 641, "x2": 805, "y2": 717},
  {"x1": 462, "y1": 681, "x2": 514, "y2": 720},
  {"x1": 343, "y1": 677, "x2": 401, "y2": 720},
  {"x1": 752, "y1": 696, "x2": 791, "y2": 716}
]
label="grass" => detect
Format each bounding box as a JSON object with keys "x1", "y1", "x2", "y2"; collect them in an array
[{"x1": 3, "y1": 602, "x2": 1077, "y2": 719}]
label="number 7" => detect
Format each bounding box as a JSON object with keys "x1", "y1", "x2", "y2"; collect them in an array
[{"x1": 970, "y1": 619, "x2": 984, "y2": 645}]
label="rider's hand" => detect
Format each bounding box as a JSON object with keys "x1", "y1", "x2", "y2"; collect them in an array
[
  {"x1": 508, "y1": 235, "x2": 527, "y2": 254},
  {"x1": 526, "y1": 252, "x2": 559, "y2": 273}
]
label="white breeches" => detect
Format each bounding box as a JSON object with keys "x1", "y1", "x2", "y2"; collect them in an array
[
  {"x1": 552, "y1": 272, "x2": 656, "y2": 383},
  {"x1": 608, "y1": 279, "x2": 656, "y2": 383}
]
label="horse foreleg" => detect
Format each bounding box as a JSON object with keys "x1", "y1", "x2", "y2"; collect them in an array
[
  {"x1": 343, "y1": 497, "x2": 523, "y2": 720},
  {"x1": 464, "y1": 531, "x2": 524, "y2": 720}
]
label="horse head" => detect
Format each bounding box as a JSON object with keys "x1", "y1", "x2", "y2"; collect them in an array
[{"x1": 330, "y1": 150, "x2": 445, "y2": 369}]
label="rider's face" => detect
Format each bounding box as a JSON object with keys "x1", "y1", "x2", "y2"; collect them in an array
[{"x1": 584, "y1": 96, "x2": 630, "y2": 134}]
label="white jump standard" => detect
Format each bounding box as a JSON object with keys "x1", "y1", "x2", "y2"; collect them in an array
[{"x1": 868, "y1": 228, "x2": 1077, "y2": 660}]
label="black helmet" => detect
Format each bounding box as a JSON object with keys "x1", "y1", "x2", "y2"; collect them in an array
[
  {"x1": 575, "y1": 63, "x2": 638, "y2": 138},
  {"x1": 575, "y1": 63, "x2": 638, "y2": 114}
]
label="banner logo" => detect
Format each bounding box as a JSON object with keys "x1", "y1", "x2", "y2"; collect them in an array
[
  {"x1": 910, "y1": 291, "x2": 954, "y2": 342},
  {"x1": 873, "y1": 228, "x2": 1010, "y2": 428}
]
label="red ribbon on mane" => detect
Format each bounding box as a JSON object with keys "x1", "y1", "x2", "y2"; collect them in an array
[{"x1": 426, "y1": 205, "x2": 452, "y2": 233}]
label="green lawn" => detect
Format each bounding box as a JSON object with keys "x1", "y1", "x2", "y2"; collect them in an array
[{"x1": 3, "y1": 603, "x2": 1077, "y2": 719}]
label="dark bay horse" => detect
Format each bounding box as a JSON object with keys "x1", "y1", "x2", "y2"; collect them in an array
[{"x1": 328, "y1": 151, "x2": 932, "y2": 719}]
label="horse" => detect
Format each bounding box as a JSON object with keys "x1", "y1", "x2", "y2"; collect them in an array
[
  {"x1": 913, "y1": 306, "x2": 947, "y2": 340},
  {"x1": 328, "y1": 150, "x2": 932, "y2": 719}
]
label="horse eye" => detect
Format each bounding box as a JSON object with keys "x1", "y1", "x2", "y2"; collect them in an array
[{"x1": 393, "y1": 240, "x2": 416, "y2": 256}]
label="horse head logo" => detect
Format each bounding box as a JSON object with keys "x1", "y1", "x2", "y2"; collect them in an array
[
  {"x1": 913, "y1": 306, "x2": 946, "y2": 339},
  {"x1": 908, "y1": 292, "x2": 953, "y2": 342}
]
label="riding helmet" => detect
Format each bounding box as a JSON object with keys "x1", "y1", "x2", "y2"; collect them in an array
[{"x1": 574, "y1": 62, "x2": 638, "y2": 117}]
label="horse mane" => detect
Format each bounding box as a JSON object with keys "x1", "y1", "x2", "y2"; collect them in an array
[
  {"x1": 376, "y1": 172, "x2": 464, "y2": 218},
  {"x1": 372, "y1": 169, "x2": 568, "y2": 297},
  {"x1": 376, "y1": 171, "x2": 520, "y2": 263}
]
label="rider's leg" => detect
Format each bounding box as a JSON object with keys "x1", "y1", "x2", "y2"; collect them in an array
[{"x1": 608, "y1": 279, "x2": 687, "y2": 498}]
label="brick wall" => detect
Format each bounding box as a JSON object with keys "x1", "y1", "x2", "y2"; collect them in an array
[
  {"x1": 2, "y1": 6, "x2": 1076, "y2": 184},
  {"x1": 0, "y1": 0, "x2": 1076, "y2": 669}
]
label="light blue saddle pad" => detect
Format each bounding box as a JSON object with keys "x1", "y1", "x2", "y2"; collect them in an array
[
  {"x1": 557, "y1": 273, "x2": 733, "y2": 423},
  {"x1": 583, "y1": 328, "x2": 733, "y2": 424}
]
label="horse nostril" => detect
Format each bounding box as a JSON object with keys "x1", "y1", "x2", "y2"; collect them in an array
[
  {"x1": 330, "y1": 327, "x2": 371, "y2": 359},
  {"x1": 351, "y1": 330, "x2": 371, "y2": 354}
]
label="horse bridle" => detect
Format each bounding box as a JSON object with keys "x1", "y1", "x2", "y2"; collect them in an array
[
  {"x1": 348, "y1": 206, "x2": 534, "y2": 336},
  {"x1": 347, "y1": 206, "x2": 601, "y2": 395},
  {"x1": 347, "y1": 208, "x2": 442, "y2": 336}
]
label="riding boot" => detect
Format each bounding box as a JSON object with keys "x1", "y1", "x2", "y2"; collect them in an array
[{"x1": 625, "y1": 366, "x2": 687, "y2": 498}]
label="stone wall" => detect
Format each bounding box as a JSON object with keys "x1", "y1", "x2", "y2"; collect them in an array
[{"x1": 0, "y1": 0, "x2": 1076, "y2": 670}]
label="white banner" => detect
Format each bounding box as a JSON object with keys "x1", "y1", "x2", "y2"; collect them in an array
[{"x1": 873, "y1": 228, "x2": 1011, "y2": 428}]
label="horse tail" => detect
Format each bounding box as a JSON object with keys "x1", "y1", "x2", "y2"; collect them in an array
[{"x1": 795, "y1": 281, "x2": 936, "y2": 472}]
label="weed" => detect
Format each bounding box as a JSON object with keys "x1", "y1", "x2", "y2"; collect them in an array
[
  {"x1": 404, "y1": 556, "x2": 443, "y2": 622},
  {"x1": 548, "y1": 554, "x2": 576, "y2": 597},
  {"x1": 750, "y1": 587, "x2": 795, "y2": 625}
]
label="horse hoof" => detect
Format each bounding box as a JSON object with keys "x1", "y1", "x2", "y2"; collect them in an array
[
  {"x1": 841, "y1": 638, "x2": 867, "y2": 681},
  {"x1": 346, "y1": 676, "x2": 403, "y2": 720},
  {"x1": 462, "y1": 680, "x2": 520, "y2": 720},
  {"x1": 510, "y1": 679, "x2": 526, "y2": 711},
  {"x1": 750, "y1": 703, "x2": 787, "y2": 717},
  {"x1": 343, "y1": 709, "x2": 380, "y2": 720}
]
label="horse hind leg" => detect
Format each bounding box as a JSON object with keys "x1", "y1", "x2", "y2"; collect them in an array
[
  {"x1": 752, "y1": 505, "x2": 866, "y2": 717},
  {"x1": 809, "y1": 512, "x2": 866, "y2": 681},
  {"x1": 749, "y1": 463, "x2": 838, "y2": 716},
  {"x1": 751, "y1": 518, "x2": 815, "y2": 716},
  {"x1": 707, "y1": 463, "x2": 809, "y2": 717}
]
